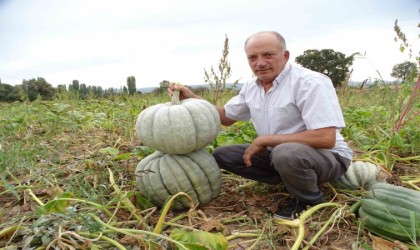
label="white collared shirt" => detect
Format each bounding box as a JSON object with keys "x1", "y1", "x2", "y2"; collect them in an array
[{"x1": 224, "y1": 62, "x2": 353, "y2": 160}]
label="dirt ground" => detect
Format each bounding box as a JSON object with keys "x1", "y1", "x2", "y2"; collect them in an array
[{"x1": 1, "y1": 162, "x2": 418, "y2": 249}]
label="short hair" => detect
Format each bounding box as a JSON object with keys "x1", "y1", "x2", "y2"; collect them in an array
[{"x1": 244, "y1": 31, "x2": 287, "y2": 51}]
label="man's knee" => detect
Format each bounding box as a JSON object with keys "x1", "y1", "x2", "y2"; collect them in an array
[
  {"x1": 212, "y1": 145, "x2": 246, "y2": 171},
  {"x1": 271, "y1": 143, "x2": 314, "y2": 174},
  {"x1": 272, "y1": 143, "x2": 309, "y2": 162}
]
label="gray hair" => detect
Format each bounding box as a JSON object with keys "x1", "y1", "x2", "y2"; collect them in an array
[{"x1": 244, "y1": 31, "x2": 287, "y2": 51}]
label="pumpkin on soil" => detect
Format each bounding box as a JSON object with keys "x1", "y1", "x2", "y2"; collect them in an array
[
  {"x1": 135, "y1": 149, "x2": 222, "y2": 210},
  {"x1": 358, "y1": 183, "x2": 420, "y2": 242},
  {"x1": 135, "y1": 91, "x2": 221, "y2": 155},
  {"x1": 334, "y1": 161, "x2": 389, "y2": 190}
]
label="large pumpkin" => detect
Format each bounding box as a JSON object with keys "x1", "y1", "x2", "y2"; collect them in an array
[
  {"x1": 135, "y1": 92, "x2": 221, "y2": 155},
  {"x1": 358, "y1": 183, "x2": 420, "y2": 241},
  {"x1": 135, "y1": 149, "x2": 222, "y2": 210}
]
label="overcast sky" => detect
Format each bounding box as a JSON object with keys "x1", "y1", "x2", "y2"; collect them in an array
[{"x1": 0, "y1": 0, "x2": 419, "y2": 89}]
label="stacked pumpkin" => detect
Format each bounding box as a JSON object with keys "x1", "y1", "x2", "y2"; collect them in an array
[{"x1": 134, "y1": 90, "x2": 222, "y2": 210}]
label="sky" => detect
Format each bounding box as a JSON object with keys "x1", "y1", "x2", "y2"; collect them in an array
[{"x1": 0, "y1": 0, "x2": 419, "y2": 89}]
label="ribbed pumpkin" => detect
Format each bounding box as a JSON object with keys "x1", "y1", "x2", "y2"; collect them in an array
[
  {"x1": 135, "y1": 91, "x2": 221, "y2": 155},
  {"x1": 135, "y1": 149, "x2": 222, "y2": 210},
  {"x1": 358, "y1": 183, "x2": 420, "y2": 241},
  {"x1": 334, "y1": 161, "x2": 388, "y2": 190}
]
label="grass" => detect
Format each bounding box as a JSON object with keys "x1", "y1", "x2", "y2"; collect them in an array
[{"x1": 0, "y1": 84, "x2": 419, "y2": 249}]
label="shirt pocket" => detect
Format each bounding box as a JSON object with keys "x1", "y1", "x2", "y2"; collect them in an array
[{"x1": 271, "y1": 103, "x2": 304, "y2": 132}]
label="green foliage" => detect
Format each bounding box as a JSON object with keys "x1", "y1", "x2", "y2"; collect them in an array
[
  {"x1": 391, "y1": 61, "x2": 419, "y2": 83},
  {"x1": 295, "y1": 49, "x2": 357, "y2": 87},
  {"x1": 339, "y1": 85, "x2": 419, "y2": 168},
  {"x1": 21, "y1": 77, "x2": 55, "y2": 101},
  {"x1": 127, "y1": 75, "x2": 136, "y2": 95},
  {"x1": 214, "y1": 121, "x2": 256, "y2": 148},
  {"x1": 0, "y1": 83, "x2": 22, "y2": 102},
  {"x1": 0, "y1": 89, "x2": 418, "y2": 249},
  {"x1": 72, "y1": 79, "x2": 80, "y2": 92},
  {"x1": 37, "y1": 192, "x2": 74, "y2": 214},
  {"x1": 154, "y1": 79, "x2": 170, "y2": 94}
]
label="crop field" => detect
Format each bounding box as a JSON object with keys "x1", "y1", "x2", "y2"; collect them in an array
[{"x1": 0, "y1": 84, "x2": 419, "y2": 249}]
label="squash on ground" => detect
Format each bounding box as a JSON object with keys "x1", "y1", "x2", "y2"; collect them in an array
[
  {"x1": 334, "y1": 161, "x2": 388, "y2": 190},
  {"x1": 135, "y1": 149, "x2": 222, "y2": 210},
  {"x1": 358, "y1": 183, "x2": 420, "y2": 242},
  {"x1": 135, "y1": 91, "x2": 221, "y2": 155}
]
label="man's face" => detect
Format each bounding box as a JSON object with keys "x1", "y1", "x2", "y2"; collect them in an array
[{"x1": 245, "y1": 33, "x2": 289, "y2": 84}]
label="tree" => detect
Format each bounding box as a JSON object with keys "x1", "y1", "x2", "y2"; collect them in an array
[
  {"x1": 79, "y1": 83, "x2": 88, "y2": 99},
  {"x1": 21, "y1": 77, "x2": 55, "y2": 101},
  {"x1": 72, "y1": 80, "x2": 80, "y2": 92},
  {"x1": 154, "y1": 80, "x2": 170, "y2": 94},
  {"x1": 0, "y1": 83, "x2": 21, "y2": 102},
  {"x1": 57, "y1": 84, "x2": 67, "y2": 92},
  {"x1": 127, "y1": 76, "x2": 136, "y2": 95},
  {"x1": 295, "y1": 49, "x2": 357, "y2": 88},
  {"x1": 391, "y1": 61, "x2": 418, "y2": 83}
]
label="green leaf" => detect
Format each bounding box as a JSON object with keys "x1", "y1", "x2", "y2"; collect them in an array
[
  {"x1": 400, "y1": 45, "x2": 405, "y2": 53},
  {"x1": 389, "y1": 133, "x2": 405, "y2": 148},
  {"x1": 37, "y1": 192, "x2": 74, "y2": 214},
  {"x1": 170, "y1": 228, "x2": 228, "y2": 250},
  {"x1": 409, "y1": 211, "x2": 418, "y2": 243},
  {"x1": 241, "y1": 133, "x2": 253, "y2": 142},
  {"x1": 99, "y1": 147, "x2": 119, "y2": 156},
  {"x1": 113, "y1": 152, "x2": 132, "y2": 160},
  {"x1": 134, "y1": 146, "x2": 155, "y2": 156},
  {"x1": 0, "y1": 175, "x2": 20, "y2": 200}
]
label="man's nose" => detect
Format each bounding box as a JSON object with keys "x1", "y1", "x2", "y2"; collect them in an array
[{"x1": 256, "y1": 58, "x2": 266, "y2": 67}]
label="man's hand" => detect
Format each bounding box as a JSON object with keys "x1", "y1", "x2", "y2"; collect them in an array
[
  {"x1": 167, "y1": 82, "x2": 201, "y2": 100},
  {"x1": 243, "y1": 137, "x2": 267, "y2": 167}
]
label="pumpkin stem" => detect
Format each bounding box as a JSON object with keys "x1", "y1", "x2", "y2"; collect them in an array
[{"x1": 171, "y1": 90, "x2": 181, "y2": 105}]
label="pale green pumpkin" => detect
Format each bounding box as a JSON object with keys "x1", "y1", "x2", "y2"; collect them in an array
[
  {"x1": 135, "y1": 149, "x2": 222, "y2": 210},
  {"x1": 135, "y1": 92, "x2": 221, "y2": 154},
  {"x1": 334, "y1": 161, "x2": 387, "y2": 190}
]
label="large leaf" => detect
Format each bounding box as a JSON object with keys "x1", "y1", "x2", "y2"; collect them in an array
[{"x1": 170, "y1": 228, "x2": 228, "y2": 250}]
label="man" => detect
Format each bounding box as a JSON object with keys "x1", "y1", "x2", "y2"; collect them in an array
[{"x1": 168, "y1": 31, "x2": 352, "y2": 219}]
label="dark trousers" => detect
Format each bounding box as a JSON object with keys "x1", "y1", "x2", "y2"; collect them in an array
[{"x1": 213, "y1": 142, "x2": 350, "y2": 205}]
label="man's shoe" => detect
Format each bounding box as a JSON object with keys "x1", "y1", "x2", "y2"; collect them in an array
[{"x1": 274, "y1": 200, "x2": 309, "y2": 220}]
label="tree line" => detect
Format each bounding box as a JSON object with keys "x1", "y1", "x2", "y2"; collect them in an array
[
  {"x1": 0, "y1": 76, "x2": 140, "y2": 102},
  {"x1": 0, "y1": 50, "x2": 417, "y2": 103}
]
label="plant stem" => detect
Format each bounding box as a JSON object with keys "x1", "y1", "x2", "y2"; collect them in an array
[
  {"x1": 89, "y1": 213, "x2": 189, "y2": 249},
  {"x1": 153, "y1": 192, "x2": 194, "y2": 235},
  {"x1": 274, "y1": 202, "x2": 342, "y2": 250},
  {"x1": 172, "y1": 90, "x2": 181, "y2": 105},
  {"x1": 77, "y1": 232, "x2": 126, "y2": 250},
  {"x1": 26, "y1": 188, "x2": 45, "y2": 206},
  {"x1": 303, "y1": 207, "x2": 342, "y2": 250},
  {"x1": 107, "y1": 168, "x2": 148, "y2": 228},
  {"x1": 394, "y1": 67, "x2": 420, "y2": 132},
  {"x1": 226, "y1": 232, "x2": 262, "y2": 241}
]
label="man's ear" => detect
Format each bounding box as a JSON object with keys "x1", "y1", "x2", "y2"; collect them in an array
[{"x1": 284, "y1": 50, "x2": 290, "y2": 60}]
